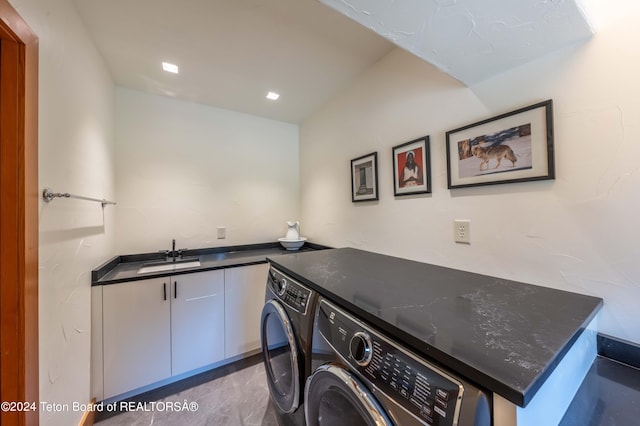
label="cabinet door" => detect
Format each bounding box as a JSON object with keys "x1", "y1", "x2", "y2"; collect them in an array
[
  {"x1": 224, "y1": 263, "x2": 269, "y2": 358},
  {"x1": 171, "y1": 270, "x2": 225, "y2": 376},
  {"x1": 91, "y1": 286, "x2": 104, "y2": 401},
  {"x1": 103, "y1": 277, "x2": 171, "y2": 399}
]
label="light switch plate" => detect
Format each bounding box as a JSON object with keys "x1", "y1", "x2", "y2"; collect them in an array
[{"x1": 217, "y1": 227, "x2": 226, "y2": 239}]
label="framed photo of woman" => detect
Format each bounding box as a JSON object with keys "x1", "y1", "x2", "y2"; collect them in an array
[{"x1": 392, "y1": 136, "x2": 431, "y2": 196}]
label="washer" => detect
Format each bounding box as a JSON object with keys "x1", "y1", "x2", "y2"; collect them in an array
[
  {"x1": 305, "y1": 298, "x2": 491, "y2": 426},
  {"x1": 260, "y1": 265, "x2": 318, "y2": 425}
]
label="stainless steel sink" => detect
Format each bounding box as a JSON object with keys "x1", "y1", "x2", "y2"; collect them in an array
[
  {"x1": 137, "y1": 257, "x2": 201, "y2": 274},
  {"x1": 208, "y1": 252, "x2": 230, "y2": 261}
]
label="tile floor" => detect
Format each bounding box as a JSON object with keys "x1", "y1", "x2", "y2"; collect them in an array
[
  {"x1": 95, "y1": 355, "x2": 279, "y2": 426},
  {"x1": 94, "y1": 346, "x2": 640, "y2": 426},
  {"x1": 559, "y1": 356, "x2": 640, "y2": 426}
]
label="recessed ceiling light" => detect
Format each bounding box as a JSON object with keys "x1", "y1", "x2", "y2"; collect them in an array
[
  {"x1": 266, "y1": 91, "x2": 280, "y2": 100},
  {"x1": 162, "y1": 62, "x2": 179, "y2": 74}
]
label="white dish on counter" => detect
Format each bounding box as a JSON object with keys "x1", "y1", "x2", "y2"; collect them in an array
[{"x1": 278, "y1": 237, "x2": 307, "y2": 250}]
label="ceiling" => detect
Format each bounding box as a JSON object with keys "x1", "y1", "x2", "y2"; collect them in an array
[
  {"x1": 320, "y1": 0, "x2": 595, "y2": 86},
  {"x1": 72, "y1": 0, "x2": 394, "y2": 124},
  {"x1": 73, "y1": 0, "x2": 594, "y2": 124}
]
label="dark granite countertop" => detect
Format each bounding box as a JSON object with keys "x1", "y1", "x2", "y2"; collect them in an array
[
  {"x1": 92, "y1": 242, "x2": 328, "y2": 285},
  {"x1": 267, "y1": 247, "x2": 603, "y2": 408}
]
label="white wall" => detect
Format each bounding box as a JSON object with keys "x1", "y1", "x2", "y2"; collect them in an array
[
  {"x1": 115, "y1": 88, "x2": 299, "y2": 254},
  {"x1": 9, "y1": 0, "x2": 116, "y2": 425},
  {"x1": 300, "y1": 0, "x2": 640, "y2": 344}
]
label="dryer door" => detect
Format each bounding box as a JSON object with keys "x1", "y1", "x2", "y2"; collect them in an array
[
  {"x1": 305, "y1": 364, "x2": 392, "y2": 426},
  {"x1": 260, "y1": 299, "x2": 300, "y2": 413}
]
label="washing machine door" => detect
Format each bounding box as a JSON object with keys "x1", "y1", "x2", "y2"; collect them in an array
[
  {"x1": 260, "y1": 299, "x2": 300, "y2": 413},
  {"x1": 305, "y1": 364, "x2": 392, "y2": 426}
]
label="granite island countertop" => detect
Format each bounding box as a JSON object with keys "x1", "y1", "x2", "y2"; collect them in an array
[
  {"x1": 92, "y1": 242, "x2": 328, "y2": 285},
  {"x1": 267, "y1": 247, "x2": 603, "y2": 408}
]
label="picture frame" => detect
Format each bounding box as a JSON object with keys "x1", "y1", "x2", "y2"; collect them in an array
[
  {"x1": 351, "y1": 152, "x2": 379, "y2": 202},
  {"x1": 445, "y1": 100, "x2": 554, "y2": 189},
  {"x1": 392, "y1": 136, "x2": 431, "y2": 196}
]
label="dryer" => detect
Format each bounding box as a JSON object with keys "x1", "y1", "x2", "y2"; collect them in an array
[
  {"x1": 305, "y1": 298, "x2": 491, "y2": 426},
  {"x1": 261, "y1": 265, "x2": 317, "y2": 425}
]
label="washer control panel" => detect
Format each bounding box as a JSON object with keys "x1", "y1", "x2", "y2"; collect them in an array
[
  {"x1": 268, "y1": 267, "x2": 311, "y2": 314},
  {"x1": 317, "y1": 300, "x2": 464, "y2": 426}
]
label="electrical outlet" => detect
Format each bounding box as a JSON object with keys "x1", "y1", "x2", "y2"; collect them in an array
[
  {"x1": 454, "y1": 220, "x2": 470, "y2": 244},
  {"x1": 217, "y1": 226, "x2": 226, "y2": 239}
]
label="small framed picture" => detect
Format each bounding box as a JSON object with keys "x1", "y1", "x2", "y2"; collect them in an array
[
  {"x1": 351, "y1": 152, "x2": 378, "y2": 202},
  {"x1": 446, "y1": 100, "x2": 554, "y2": 189},
  {"x1": 392, "y1": 136, "x2": 431, "y2": 196}
]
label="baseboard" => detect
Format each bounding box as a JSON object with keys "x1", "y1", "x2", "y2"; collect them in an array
[
  {"x1": 598, "y1": 333, "x2": 640, "y2": 369},
  {"x1": 78, "y1": 398, "x2": 96, "y2": 426}
]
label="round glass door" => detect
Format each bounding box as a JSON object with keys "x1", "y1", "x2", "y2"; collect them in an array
[
  {"x1": 260, "y1": 300, "x2": 300, "y2": 413},
  {"x1": 305, "y1": 364, "x2": 391, "y2": 426}
]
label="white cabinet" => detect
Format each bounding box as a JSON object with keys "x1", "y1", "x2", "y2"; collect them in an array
[
  {"x1": 103, "y1": 277, "x2": 171, "y2": 399},
  {"x1": 171, "y1": 270, "x2": 225, "y2": 376},
  {"x1": 224, "y1": 263, "x2": 269, "y2": 358},
  {"x1": 96, "y1": 263, "x2": 267, "y2": 400},
  {"x1": 91, "y1": 286, "x2": 104, "y2": 401},
  {"x1": 101, "y1": 270, "x2": 225, "y2": 399}
]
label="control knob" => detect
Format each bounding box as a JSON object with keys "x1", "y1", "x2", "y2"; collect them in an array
[
  {"x1": 276, "y1": 278, "x2": 287, "y2": 296},
  {"x1": 349, "y1": 331, "x2": 373, "y2": 366}
]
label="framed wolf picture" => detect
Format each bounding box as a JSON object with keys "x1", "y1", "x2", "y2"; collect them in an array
[{"x1": 445, "y1": 100, "x2": 554, "y2": 189}]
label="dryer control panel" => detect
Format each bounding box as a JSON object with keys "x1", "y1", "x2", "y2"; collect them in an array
[
  {"x1": 268, "y1": 267, "x2": 312, "y2": 314},
  {"x1": 317, "y1": 299, "x2": 464, "y2": 426}
]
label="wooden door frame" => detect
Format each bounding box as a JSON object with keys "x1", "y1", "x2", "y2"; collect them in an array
[{"x1": 0, "y1": 1, "x2": 38, "y2": 425}]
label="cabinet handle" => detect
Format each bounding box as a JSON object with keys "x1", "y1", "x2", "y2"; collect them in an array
[
  {"x1": 174, "y1": 281, "x2": 177, "y2": 299},
  {"x1": 163, "y1": 283, "x2": 167, "y2": 301}
]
